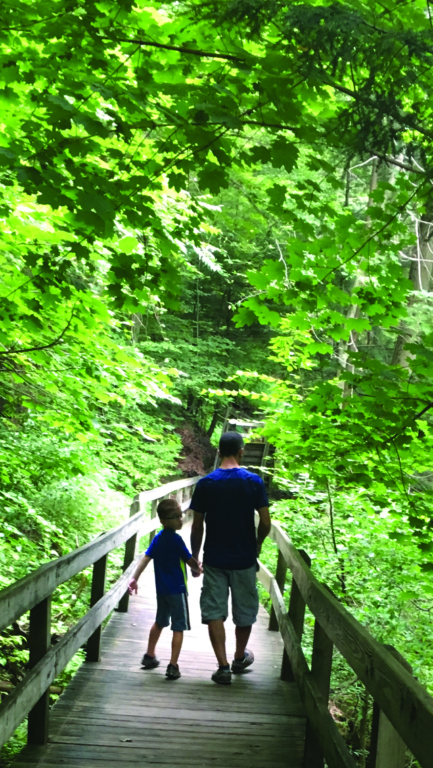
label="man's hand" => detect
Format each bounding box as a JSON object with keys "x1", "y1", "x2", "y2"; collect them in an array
[{"x1": 128, "y1": 578, "x2": 138, "y2": 595}]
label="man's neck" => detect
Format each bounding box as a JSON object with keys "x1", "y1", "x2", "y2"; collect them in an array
[{"x1": 219, "y1": 457, "x2": 240, "y2": 469}]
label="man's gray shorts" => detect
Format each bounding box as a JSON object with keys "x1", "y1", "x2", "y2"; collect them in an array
[{"x1": 200, "y1": 564, "x2": 259, "y2": 626}]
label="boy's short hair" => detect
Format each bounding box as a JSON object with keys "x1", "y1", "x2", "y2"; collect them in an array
[
  {"x1": 219, "y1": 431, "x2": 244, "y2": 458},
  {"x1": 157, "y1": 498, "x2": 181, "y2": 519}
]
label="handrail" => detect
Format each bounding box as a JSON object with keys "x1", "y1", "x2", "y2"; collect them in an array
[
  {"x1": 0, "y1": 475, "x2": 200, "y2": 750},
  {"x1": 0, "y1": 477, "x2": 200, "y2": 634},
  {"x1": 0, "y1": 511, "x2": 143, "y2": 635},
  {"x1": 256, "y1": 514, "x2": 433, "y2": 768}
]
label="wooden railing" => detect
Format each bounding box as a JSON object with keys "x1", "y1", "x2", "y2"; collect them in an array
[
  {"x1": 256, "y1": 516, "x2": 433, "y2": 768},
  {"x1": 0, "y1": 476, "x2": 200, "y2": 750}
]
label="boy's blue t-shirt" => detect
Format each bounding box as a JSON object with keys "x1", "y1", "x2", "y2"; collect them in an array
[
  {"x1": 190, "y1": 467, "x2": 269, "y2": 570},
  {"x1": 146, "y1": 529, "x2": 192, "y2": 595}
]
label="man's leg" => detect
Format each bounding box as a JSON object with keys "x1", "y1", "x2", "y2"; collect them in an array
[
  {"x1": 230, "y1": 566, "x2": 258, "y2": 672},
  {"x1": 170, "y1": 630, "x2": 183, "y2": 666},
  {"x1": 235, "y1": 625, "x2": 252, "y2": 660},
  {"x1": 147, "y1": 621, "x2": 163, "y2": 656},
  {"x1": 208, "y1": 619, "x2": 228, "y2": 667}
]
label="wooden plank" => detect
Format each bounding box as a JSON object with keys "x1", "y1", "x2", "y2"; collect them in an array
[
  {"x1": 135, "y1": 476, "x2": 200, "y2": 512},
  {"x1": 268, "y1": 576, "x2": 356, "y2": 768},
  {"x1": 27, "y1": 596, "x2": 51, "y2": 745},
  {"x1": 0, "y1": 477, "x2": 200, "y2": 633},
  {"x1": 51, "y1": 700, "x2": 303, "y2": 724},
  {"x1": 48, "y1": 713, "x2": 305, "y2": 736},
  {"x1": 0, "y1": 560, "x2": 137, "y2": 748},
  {"x1": 148, "y1": 499, "x2": 158, "y2": 545},
  {"x1": 227, "y1": 420, "x2": 265, "y2": 427},
  {"x1": 86, "y1": 554, "x2": 107, "y2": 662},
  {"x1": 260, "y1": 516, "x2": 433, "y2": 768},
  {"x1": 16, "y1": 744, "x2": 302, "y2": 767}
]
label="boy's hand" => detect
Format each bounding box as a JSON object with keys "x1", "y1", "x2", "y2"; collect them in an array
[
  {"x1": 189, "y1": 557, "x2": 203, "y2": 577},
  {"x1": 128, "y1": 578, "x2": 138, "y2": 595}
]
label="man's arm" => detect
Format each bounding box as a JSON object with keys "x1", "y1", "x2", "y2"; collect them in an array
[
  {"x1": 190, "y1": 510, "x2": 204, "y2": 569},
  {"x1": 256, "y1": 506, "x2": 271, "y2": 557}
]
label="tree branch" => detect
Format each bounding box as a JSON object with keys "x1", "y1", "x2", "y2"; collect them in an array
[
  {"x1": 320, "y1": 178, "x2": 428, "y2": 282},
  {"x1": 374, "y1": 153, "x2": 426, "y2": 175},
  {"x1": 239, "y1": 118, "x2": 296, "y2": 131},
  {"x1": 322, "y1": 76, "x2": 433, "y2": 142},
  {"x1": 413, "y1": 401, "x2": 433, "y2": 421},
  {"x1": 106, "y1": 38, "x2": 246, "y2": 63},
  {"x1": 0, "y1": 309, "x2": 75, "y2": 357}
]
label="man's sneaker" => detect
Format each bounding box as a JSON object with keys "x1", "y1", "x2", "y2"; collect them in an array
[
  {"x1": 211, "y1": 666, "x2": 232, "y2": 685},
  {"x1": 141, "y1": 653, "x2": 160, "y2": 669},
  {"x1": 166, "y1": 663, "x2": 181, "y2": 680},
  {"x1": 231, "y1": 649, "x2": 254, "y2": 674}
]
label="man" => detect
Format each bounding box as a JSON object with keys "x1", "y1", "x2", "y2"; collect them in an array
[{"x1": 189, "y1": 431, "x2": 271, "y2": 685}]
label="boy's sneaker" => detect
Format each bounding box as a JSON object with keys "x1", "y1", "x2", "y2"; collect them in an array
[
  {"x1": 141, "y1": 653, "x2": 160, "y2": 669},
  {"x1": 211, "y1": 665, "x2": 232, "y2": 685},
  {"x1": 166, "y1": 663, "x2": 181, "y2": 680},
  {"x1": 231, "y1": 649, "x2": 254, "y2": 674}
]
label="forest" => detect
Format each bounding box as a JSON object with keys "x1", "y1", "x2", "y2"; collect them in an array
[{"x1": 1, "y1": 0, "x2": 433, "y2": 763}]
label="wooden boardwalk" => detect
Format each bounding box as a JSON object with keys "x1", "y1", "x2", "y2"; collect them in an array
[{"x1": 14, "y1": 531, "x2": 306, "y2": 768}]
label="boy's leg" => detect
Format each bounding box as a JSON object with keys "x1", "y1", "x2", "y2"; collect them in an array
[
  {"x1": 147, "y1": 621, "x2": 163, "y2": 657},
  {"x1": 170, "y1": 630, "x2": 183, "y2": 666}
]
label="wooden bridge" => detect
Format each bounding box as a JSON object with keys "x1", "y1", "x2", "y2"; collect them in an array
[{"x1": 1, "y1": 476, "x2": 433, "y2": 768}]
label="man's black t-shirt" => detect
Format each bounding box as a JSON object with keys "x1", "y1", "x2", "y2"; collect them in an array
[{"x1": 190, "y1": 467, "x2": 269, "y2": 570}]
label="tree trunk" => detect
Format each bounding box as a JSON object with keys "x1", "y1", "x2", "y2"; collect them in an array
[
  {"x1": 392, "y1": 199, "x2": 433, "y2": 367},
  {"x1": 131, "y1": 313, "x2": 143, "y2": 345},
  {"x1": 338, "y1": 159, "x2": 378, "y2": 384},
  {"x1": 206, "y1": 409, "x2": 220, "y2": 439}
]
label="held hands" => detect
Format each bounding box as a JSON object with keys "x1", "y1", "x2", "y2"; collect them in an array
[
  {"x1": 191, "y1": 560, "x2": 203, "y2": 578},
  {"x1": 128, "y1": 578, "x2": 138, "y2": 595}
]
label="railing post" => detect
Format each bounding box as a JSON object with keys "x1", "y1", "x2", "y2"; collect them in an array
[
  {"x1": 86, "y1": 554, "x2": 108, "y2": 662},
  {"x1": 149, "y1": 499, "x2": 158, "y2": 545},
  {"x1": 368, "y1": 645, "x2": 412, "y2": 768},
  {"x1": 28, "y1": 596, "x2": 51, "y2": 745},
  {"x1": 303, "y1": 619, "x2": 334, "y2": 768},
  {"x1": 118, "y1": 495, "x2": 140, "y2": 613},
  {"x1": 269, "y1": 549, "x2": 287, "y2": 632},
  {"x1": 281, "y1": 549, "x2": 311, "y2": 682}
]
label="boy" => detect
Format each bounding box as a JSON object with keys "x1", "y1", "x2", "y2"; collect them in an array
[{"x1": 128, "y1": 498, "x2": 202, "y2": 680}]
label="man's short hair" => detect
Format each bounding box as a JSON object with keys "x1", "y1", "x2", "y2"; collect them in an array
[
  {"x1": 157, "y1": 498, "x2": 181, "y2": 519},
  {"x1": 219, "y1": 431, "x2": 244, "y2": 458}
]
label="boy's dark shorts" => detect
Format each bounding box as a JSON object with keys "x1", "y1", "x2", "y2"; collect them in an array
[{"x1": 156, "y1": 593, "x2": 191, "y2": 632}]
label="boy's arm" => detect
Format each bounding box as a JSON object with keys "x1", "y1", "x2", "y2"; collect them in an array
[
  {"x1": 128, "y1": 555, "x2": 151, "y2": 595},
  {"x1": 186, "y1": 556, "x2": 203, "y2": 575}
]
